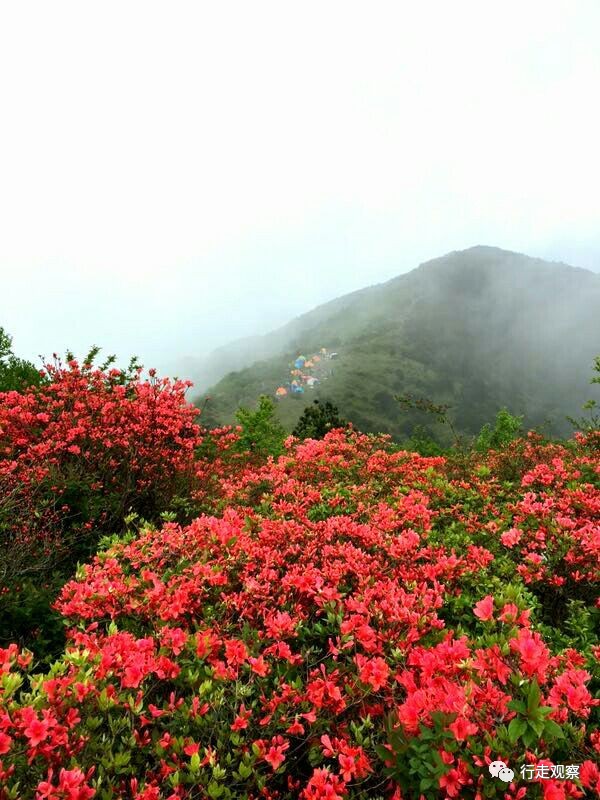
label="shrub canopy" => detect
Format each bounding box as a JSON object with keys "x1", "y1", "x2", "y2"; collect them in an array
[{"x1": 0, "y1": 428, "x2": 598, "y2": 798}]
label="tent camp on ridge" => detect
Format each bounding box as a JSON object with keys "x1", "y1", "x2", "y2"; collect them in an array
[{"x1": 274, "y1": 348, "x2": 334, "y2": 400}]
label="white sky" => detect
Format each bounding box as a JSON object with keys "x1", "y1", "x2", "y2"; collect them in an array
[{"x1": 1, "y1": 1, "x2": 599, "y2": 375}]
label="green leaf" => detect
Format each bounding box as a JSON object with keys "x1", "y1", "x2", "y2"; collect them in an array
[
  {"x1": 85, "y1": 715, "x2": 103, "y2": 731},
  {"x1": 113, "y1": 751, "x2": 131, "y2": 773},
  {"x1": 529, "y1": 717, "x2": 546, "y2": 737},
  {"x1": 507, "y1": 699, "x2": 526, "y2": 715},
  {"x1": 543, "y1": 720, "x2": 565, "y2": 740},
  {"x1": 508, "y1": 717, "x2": 527, "y2": 743},
  {"x1": 527, "y1": 680, "x2": 540, "y2": 714},
  {"x1": 238, "y1": 762, "x2": 253, "y2": 779},
  {"x1": 522, "y1": 727, "x2": 537, "y2": 748},
  {"x1": 190, "y1": 752, "x2": 201, "y2": 773}
]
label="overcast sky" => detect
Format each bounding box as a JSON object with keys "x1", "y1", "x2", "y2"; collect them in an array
[{"x1": 1, "y1": 1, "x2": 599, "y2": 377}]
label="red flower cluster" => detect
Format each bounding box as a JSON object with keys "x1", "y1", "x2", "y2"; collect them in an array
[
  {"x1": 0, "y1": 427, "x2": 597, "y2": 798},
  {"x1": 0, "y1": 359, "x2": 202, "y2": 584}
]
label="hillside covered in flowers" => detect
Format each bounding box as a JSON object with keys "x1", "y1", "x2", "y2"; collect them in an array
[{"x1": 0, "y1": 358, "x2": 598, "y2": 799}]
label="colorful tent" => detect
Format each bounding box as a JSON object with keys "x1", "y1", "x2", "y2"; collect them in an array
[
  {"x1": 294, "y1": 357, "x2": 306, "y2": 369},
  {"x1": 275, "y1": 387, "x2": 287, "y2": 397}
]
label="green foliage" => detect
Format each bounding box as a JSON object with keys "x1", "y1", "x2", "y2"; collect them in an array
[
  {"x1": 235, "y1": 395, "x2": 287, "y2": 458},
  {"x1": 396, "y1": 393, "x2": 460, "y2": 444},
  {"x1": 0, "y1": 326, "x2": 43, "y2": 392},
  {"x1": 568, "y1": 355, "x2": 600, "y2": 434},
  {"x1": 394, "y1": 396, "x2": 477, "y2": 484},
  {"x1": 506, "y1": 680, "x2": 564, "y2": 749},
  {"x1": 475, "y1": 408, "x2": 524, "y2": 451},
  {"x1": 0, "y1": 578, "x2": 66, "y2": 663},
  {"x1": 402, "y1": 425, "x2": 445, "y2": 456},
  {"x1": 73, "y1": 344, "x2": 143, "y2": 382},
  {"x1": 292, "y1": 399, "x2": 347, "y2": 440}
]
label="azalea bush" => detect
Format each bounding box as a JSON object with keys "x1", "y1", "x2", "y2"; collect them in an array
[
  {"x1": 0, "y1": 357, "x2": 202, "y2": 653},
  {"x1": 0, "y1": 428, "x2": 598, "y2": 798}
]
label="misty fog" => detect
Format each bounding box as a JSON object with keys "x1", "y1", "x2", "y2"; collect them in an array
[{"x1": 1, "y1": 2, "x2": 600, "y2": 389}]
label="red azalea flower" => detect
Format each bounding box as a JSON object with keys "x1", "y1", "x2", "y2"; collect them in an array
[
  {"x1": 448, "y1": 716, "x2": 477, "y2": 741},
  {"x1": 24, "y1": 716, "x2": 50, "y2": 747},
  {"x1": 263, "y1": 737, "x2": 289, "y2": 771},
  {"x1": 473, "y1": 595, "x2": 494, "y2": 622},
  {"x1": 231, "y1": 704, "x2": 252, "y2": 731}
]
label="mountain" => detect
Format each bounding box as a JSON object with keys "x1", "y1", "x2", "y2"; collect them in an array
[
  {"x1": 185, "y1": 287, "x2": 382, "y2": 393},
  {"x1": 195, "y1": 246, "x2": 600, "y2": 440}
]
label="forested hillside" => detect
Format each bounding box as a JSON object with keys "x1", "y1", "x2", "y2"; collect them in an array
[{"x1": 199, "y1": 247, "x2": 600, "y2": 441}]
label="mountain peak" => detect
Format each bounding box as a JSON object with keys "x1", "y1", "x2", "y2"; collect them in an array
[
  {"x1": 199, "y1": 247, "x2": 600, "y2": 441},
  {"x1": 420, "y1": 245, "x2": 547, "y2": 270}
]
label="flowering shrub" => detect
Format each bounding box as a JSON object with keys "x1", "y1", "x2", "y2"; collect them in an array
[
  {"x1": 0, "y1": 358, "x2": 202, "y2": 652},
  {"x1": 0, "y1": 428, "x2": 598, "y2": 798}
]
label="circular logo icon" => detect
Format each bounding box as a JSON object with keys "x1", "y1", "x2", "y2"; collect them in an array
[{"x1": 488, "y1": 761, "x2": 514, "y2": 782}]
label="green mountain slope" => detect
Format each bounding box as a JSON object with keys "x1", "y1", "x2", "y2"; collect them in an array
[{"x1": 197, "y1": 246, "x2": 600, "y2": 440}]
